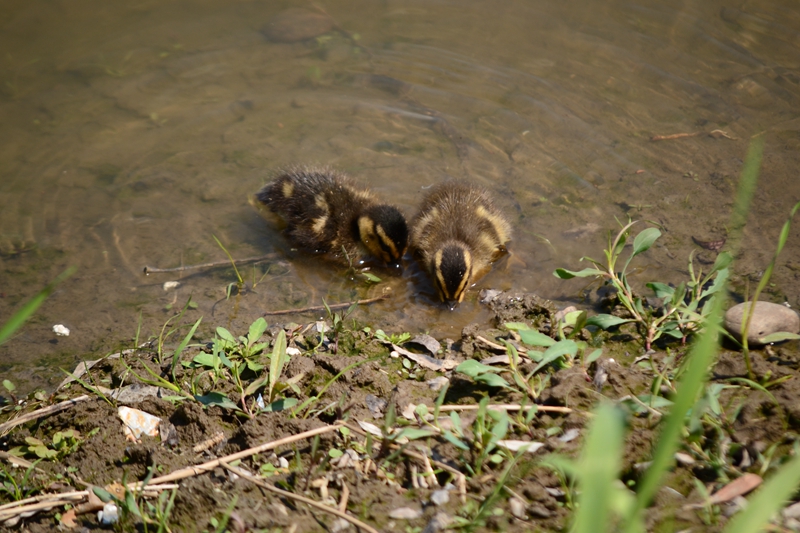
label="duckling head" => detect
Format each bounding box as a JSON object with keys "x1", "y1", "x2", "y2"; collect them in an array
[
  {"x1": 357, "y1": 205, "x2": 409, "y2": 267},
  {"x1": 433, "y1": 241, "x2": 473, "y2": 310}
]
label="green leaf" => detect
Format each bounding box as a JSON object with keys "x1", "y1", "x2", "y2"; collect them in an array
[
  {"x1": 632, "y1": 227, "x2": 661, "y2": 257},
  {"x1": 530, "y1": 340, "x2": 578, "y2": 375},
  {"x1": 261, "y1": 397, "x2": 298, "y2": 412},
  {"x1": 455, "y1": 360, "x2": 499, "y2": 378},
  {"x1": 504, "y1": 322, "x2": 531, "y2": 331},
  {"x1": 585, "y1": 349, "x2": 603, "y2": 364},
  {"x1": 586, "y1": 314, "x2": 633, "y2": 329},
  {"x1": 475, "y1": 373, "x2": 511, "y2": 389},
  {"x1": 2, "y1": 380, "x2": 15, "y2": 393},
  {"x1": 247, "y1": 317, "x2": 268, "y2": 346},
  {"x1": 443, "y1": 431, "x2": 470, "y2": 451},
  {"x1": 195, "y1": 392, "x2": 241, "y2": 411},
  {"x1": 517, "y1": 330, "x2": 556, "y2": 347},
  {"x1": 646, "y1": 282, "x2": 674, "y2": 300},
  {"x1": 216, "y1": 327, "x2": 237, "y2": 345},
  {"x1": 92, "y1": 486, "x2": 114, "y2": 502},
  {"x1": 396, "y1": 428, "x2": 436, "y2": 441},
  {"x1": 758, "y1": 331, "x2": 800, "y2": 344},
  {"x1": 553, "y1": 267, "x2": 603, "y2": 279},
  {"x1": 710, "y1": 251, "x2": 733, "y2": 273},
  {"x1": 191, "y1": 352, "x2": 217, "y2": 368}
]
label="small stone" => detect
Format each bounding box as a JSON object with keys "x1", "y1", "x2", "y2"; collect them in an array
[
  {"x1": 431, "y1": 489, "x2": 450, "y2": 506},
  {"x1": 426, "y1": 377, "x2": 449, "y2": 391},
  {"x1": 389, "y1": 507, "x2": 422, "y2": 520},
  {"x1": 509, "y1": 497, "x2": 527, "y2": 520},
  {"x1": 163, "y1": 281, "x2": 180, "y2": 291},
  {"x1": 724, "y1": 301, "x2": 800, "y2": 345},
  {"x1": 422, "y1": 513, "x2": 451, "y2": 533},
  {"x1": 53, "y1": 324, "x2": 70, "y2": 336},
  {"x1": 331, "y1": 518, "x2": 351, "y2": 532}
]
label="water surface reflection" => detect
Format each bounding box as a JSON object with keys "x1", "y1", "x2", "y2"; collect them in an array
[{"x1": 1, "y1": 0, "x2": 798, "y2": 391}]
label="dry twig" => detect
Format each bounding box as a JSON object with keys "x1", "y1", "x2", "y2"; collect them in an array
[
  {"x1": 264, "y1": 289, "x2": 392, "y2": 316},
  {"x1": 132, "y1": 423, "x2": 343, "y2": 488},
  {"x1": 0, "y1": 395, "x2": 90, "y2": 435},
  {"x1": 143, "y1": 254, "x2": 275, "y2": 275},
  {"x1": 221, "y1": 463, "x2": 379, "y2": 533}
]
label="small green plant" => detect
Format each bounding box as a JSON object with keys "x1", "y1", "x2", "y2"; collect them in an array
[
  {"x1": 554, "y1": 221, "x2": 729, "y2": 350},
  {"x1": 10, "y1": 429, "x2": 85, "y2": 461},
  {"x1": 0, "y1": 461, "x2": 42, "y2": 501},
  {"x1": 373, "y1": 328, "x2": 412, "y2": 345}
]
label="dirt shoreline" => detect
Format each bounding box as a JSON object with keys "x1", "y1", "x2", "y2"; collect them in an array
[{"x1": 2, "y1": 291, "x2": 800, "y2": 532}]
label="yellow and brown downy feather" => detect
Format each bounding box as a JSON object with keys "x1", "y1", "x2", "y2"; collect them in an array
[
  {"x1": 411, "y1": 180, "x2": 511, "y2": 308},
  {"x1": 255, "y1": 167, "x2": 409, "y2": 267}
]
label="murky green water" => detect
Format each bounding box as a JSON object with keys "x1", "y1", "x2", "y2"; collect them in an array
[{"x1": 2, "y1": 0, "x2": 799, "y2": 392}]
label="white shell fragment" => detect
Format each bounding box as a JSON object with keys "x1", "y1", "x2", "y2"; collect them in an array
[
  {"x1": 286, "y1": 347, "x2": 302, "y2": 356},
  {"x1": 53, "y1": 324, "x2": 70, "y2": 336},
  {"x1": 496, "y1": 440, "x2": 545, "y2": 454},
  {"x1": 162, "y1": 281, "x2": 180, "y2": 291},
  {"x1": 98, "y1": 502, "x2": 119, "y2": 524},
  {"x1": 389, "y1": 507, "x2": 422, "y2": 520},
  {"x1": 118, "y1": 406, "x2": 161, "y2": 442}
]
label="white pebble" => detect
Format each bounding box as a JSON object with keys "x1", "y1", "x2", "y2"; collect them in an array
[
  {"x1": 286, "y1": 347, "x2": 302, "y2": 356},
  {"x1": 52, "y1": 324, "x2": 70, "y2": 336},
  {"x1": 98, "y1": 502, "x2": 119, "y2": 524},
  {"x1": 278, "y1": 457, "x2": 289, "y2": 469},
  {"x1": 162, "y1": 281, "x2": 180, "y2": 291}
]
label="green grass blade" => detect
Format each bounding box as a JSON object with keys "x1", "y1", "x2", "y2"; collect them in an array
[
  {"x1": 723, "y1": 452, "x2": 800, "y2": 533},
  {"x1": 624, "y1": 293, "x2": 724, "y2": 532},
  {"x1": 171, "y1": 316, "x2": 202, "y2": 382},
  {"x1": 268, "y1": 330, "x2": 287, "y2": 402},
  {"x1": 574, "y1": 403, "x2": 625, "y2": 533},
  {"x1": 0, "y1": 266, "x2": 76, "y2": 346}
]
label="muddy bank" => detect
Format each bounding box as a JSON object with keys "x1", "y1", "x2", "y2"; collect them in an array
[{"x1": 2, "y1": 290, "x2": 800, "y2": 532}]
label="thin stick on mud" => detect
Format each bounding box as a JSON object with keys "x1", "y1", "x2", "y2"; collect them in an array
[
  {"x1": 143, "y1": 254, "x2": 276, "y2": 274},
  {"x1": 344, "y1": 422, "x2": 463, "y2": 478},
  {"x1": 650, "y1": 129, "x2": 734, "y2": 142},
  {"x1": 263, "y1": 289, "x2": 392, "y2": 316},
  {"x1": 221, "y1": 462, "x2": 379, "y2": 533},
  {"x1": 0, "y1": 395, "x2": 90, "y2": 435},
  {"x1": 437, "y1": 404, "x2": 574, "y2": 415},
  {"x1": 131, "y1": 423, "x2": 343, "y2": 489}
]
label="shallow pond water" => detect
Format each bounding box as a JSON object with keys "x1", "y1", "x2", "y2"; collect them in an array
[{"x1": 1, "y1": 0, "x2": 799, "y2": 392}]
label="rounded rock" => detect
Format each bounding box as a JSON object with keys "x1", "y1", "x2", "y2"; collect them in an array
[
  {"x1": 724, "y1": 301, "x2": 800, "y2": 345},
  {"x1": 261, "y1": 8, "x2": 334, "y2": 43}
]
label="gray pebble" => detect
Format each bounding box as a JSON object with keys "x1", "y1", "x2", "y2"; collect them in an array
[
  {"x1": 431, "y1": 489, "x2": 450, "y2": 506},
  {"x1": 724, "y1": 301, "x2": 800, "y2": 345}
]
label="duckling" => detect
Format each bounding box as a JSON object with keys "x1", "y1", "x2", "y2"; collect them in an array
[
  {"x1": 411, "y1": 180, "x2": 512, "y2": 308},
  {"x1": 254, "y1": 166, "x2": 409, "y2": 267}
]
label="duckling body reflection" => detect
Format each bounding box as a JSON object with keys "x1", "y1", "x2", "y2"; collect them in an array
[
  {"x1": 255, "y1": 167, "x2": 409, "y2": 267},
  {"x1": 412, "y1": 181, "x2": 511, "y2": 308}
]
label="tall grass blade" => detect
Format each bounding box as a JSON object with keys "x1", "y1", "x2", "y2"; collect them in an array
[
  {"x1": 268, "y1": 329, "x2": 287, "y2": 403},
  {"x1": 171, "y1": 317, "x2": 202, "y2": 382},
  {"x1": 0, "y1": 266, "x2": 76, "y2": 346},
  {"x1": 624, "y1": 293, "x2": 724, "y2": 533},
  {"x1": 574, "y1": 403, "x2": 625, "y2": 533}
]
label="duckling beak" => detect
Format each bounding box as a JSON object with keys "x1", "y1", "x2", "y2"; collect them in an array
[
  {"x1": 445, "y1": 299, "x2": 459, "y2": 311},
  {"x1": 387, "y1": 261, "x2": 404, "y2": 274}
]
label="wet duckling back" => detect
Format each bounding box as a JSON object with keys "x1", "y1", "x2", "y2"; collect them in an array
[
  {"x1": 412, "y1": 181, "x2": 511, "y2": 307},
  {"x1": 255, "y1": 167, "x2": 409, "y2": 266}
]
